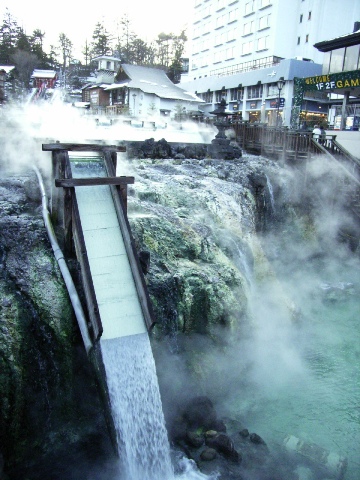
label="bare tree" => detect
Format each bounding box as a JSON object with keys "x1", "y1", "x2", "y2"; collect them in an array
[{"x1": 58, "y1": 33, "x2": 73, "y2": 87}]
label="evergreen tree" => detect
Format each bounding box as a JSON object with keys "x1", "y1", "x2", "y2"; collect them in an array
[
  {"x1": 131, "y1": 38, "x2": 155, "y2": 65},
  {"x1": 167, "y1": 30, "x2": 187, "y2": 83},
  {"x1": 113, "y1": 15, "x2": 137, "y2": 63},
  {"x1": 48, "y1": 45, "x2": 59, "y2": 69},
  {"x1": 16, "y1": 28, "x2": 31, "y2": 53},
  {"x1": 156, "y1": 32, "x2": 173, "y2": 67},
  {"x1": 90, "y1": 22, "x2": 113, "y2": 58},
  {"x1": 0, "y1": 9, "x2": 20, "y2": 64},
  {"x1": 30, "y1": 29, "x2": 49, "y2": 68}
]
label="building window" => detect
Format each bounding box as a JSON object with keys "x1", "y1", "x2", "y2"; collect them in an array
[
  {"x1": 228, "y1": 8, "x2": 239, "y2": 23},
  {"x1": 267, "y1": 83, "x2": 280, "y2": 96},
  {"x1": 308, "y1": 11, "x2": 311, "y2": 20},
  {"x1": 259, "y1": 13, "x2": 271, "y2": 30},
  {"x1": 300, "y1": 14, "x2": 303, "y2": 23},
  {"x1": 215, "y1": 89, "x2": 226, "y2": 102},
  {"x1": 227, "y1": 27, "x2": 237, "y2": 41},
  {"x1": 329, "y1": 47, "x2": 345, "y2": 72},
  {"x1": 259, "y1": 0, "x2": 271, "y2": 7},
  {"x1": 243, "y1": 20, "x2": 254, "y2": 35},
  {"x1": 297, "y1": 36, "x2": 301, "y2": 45},
  {"x1": 242, "y1": 40, "x2": 253, "y2": 55},
  {"x1": 226, "y1": 46, "x2": 235, "y2": 59},
  {"x1": 200, "y1": 91, "x2": 213, "y2": 103},
  {"x1": 216, "y1": 13, "x2": 226, "y2": 28},
  {"x1": 213, "y1": 50, "x2": 222, "y2": 62},
  {"x1": 344, "y1": 44, "x2": 360, "y2": 71},
  {"x1": 322, "y1": 51, "x2": 331, "y2": 74},
  {"x1": 248, "y1": 84, "x2": 263, "y2": 99},
  {"x1": 230, "y1": 87, "x2": 244, "y2": 100},
  {"x1": 244, "y1": 0, "x2": 255, "y2": 15},
  {"x1": 305, "y1": 34, "x2": 309, "y2": 43},
  {"x1": 257, "y1": 36, "x2": 269, "y2": 51}
]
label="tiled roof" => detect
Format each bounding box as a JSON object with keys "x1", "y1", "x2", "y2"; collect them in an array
[
  {"x1": 31, "y1": 69, "x2": 57, "y2": 79},
  {"x1": 0, "y1": 66, "x2": 15, "y2": 74},
  {"x1": 116, "y1": 64, "x2": 204, "y2": 103}
]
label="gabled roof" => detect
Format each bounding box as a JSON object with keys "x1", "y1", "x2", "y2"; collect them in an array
[
  {"x1": 115, "y1": 64, "x2": 204, "y2": 103},
  {"x1": 92, "y1": 56, "x2": 121, "y2": 63},
  {"x1": 0, "y1": 65, "x2": 15, "y2": 74},
  {"x1": 31, "y1": 69, "x2": 57, "y2": 79}
]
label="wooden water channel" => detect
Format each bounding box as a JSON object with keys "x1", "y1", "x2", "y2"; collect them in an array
[{"x1": 42, "y1": 142, "x2": 155, "y2": 342}]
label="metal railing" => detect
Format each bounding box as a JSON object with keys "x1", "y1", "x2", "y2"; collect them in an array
[{"x1": 209, "y1": 55, "x2": 283, "y2": 78}]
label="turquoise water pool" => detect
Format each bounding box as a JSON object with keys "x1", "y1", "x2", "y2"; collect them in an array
[{"x1": 231, "y1": 242, "x2": 360, "y2": 479}]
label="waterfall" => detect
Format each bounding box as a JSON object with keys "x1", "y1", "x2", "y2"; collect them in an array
[
  {"x1": 266, "y1": 174, "x2": 276, "y2": 214},
  {"x1": 230, "y1": 239, "x2": 253, "y2": 287},
  {"x1": 100, "y1": 334, "x2": 174, "y2": 480}
]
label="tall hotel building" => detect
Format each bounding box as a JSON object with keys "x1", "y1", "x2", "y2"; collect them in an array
[{"x1": 181, "y1": 0, "x2": 360, "y2": 126}]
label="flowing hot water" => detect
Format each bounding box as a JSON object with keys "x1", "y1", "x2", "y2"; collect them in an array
[{"x1": 100, "y1": 334, "x2": 174, "y2": 480}]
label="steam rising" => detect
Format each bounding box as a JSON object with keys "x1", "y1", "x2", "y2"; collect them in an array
[{"x1": 1, "y1": 99, "x2": 359, "y2": 480}]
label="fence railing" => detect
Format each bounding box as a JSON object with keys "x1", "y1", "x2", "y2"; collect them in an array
[{"x1": 232, "y1": 124, "x2": 359, "y2": 171}]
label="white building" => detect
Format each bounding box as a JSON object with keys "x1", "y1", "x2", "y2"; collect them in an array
[
  {"x1": 83, "y1": 62, "x2": 204, "y2": 119},
  {"x1": 187, "y1": 0, "x2": 360, "y2": 80},
  {"x1": 181, "y1": 0, "x2": 360, "y2": 126}
]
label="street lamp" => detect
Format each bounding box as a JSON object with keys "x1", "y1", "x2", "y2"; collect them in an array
[{"x1": 276, "y1": 77, "x2": 285, "y2": 127}]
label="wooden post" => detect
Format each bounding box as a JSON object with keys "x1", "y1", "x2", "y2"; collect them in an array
[{"x1": 62, "y1": 151, "x2": 74, "y2": 257}]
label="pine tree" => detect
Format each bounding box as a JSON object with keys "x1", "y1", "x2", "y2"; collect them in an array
[
  {"x1": 0, "y1": 9, "x2": 20, "y2": 64},
  {"x1": 30, "y1": 29, "x2": 49, "y2": 68},
  {"x1": 90, "y1": 22, "x2": 113, "y2": 58}
]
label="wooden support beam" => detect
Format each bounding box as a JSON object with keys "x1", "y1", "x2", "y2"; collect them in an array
[
  {"x1": 63, "y1": 152, "x2": 74, "y2": 257},
  {"x1": 55, "y1": 176, "x2": 135, "y2": 188},
  {"x1": 42, "y1": 143, "x2": 126, "y2": 152}
]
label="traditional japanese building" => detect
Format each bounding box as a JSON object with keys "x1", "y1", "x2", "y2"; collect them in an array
[
  {"x1": 31, "y1": 70, "x2": 58, "y2": 89},
  {"x1": 82, "y1": 62, "x2": 204, "y2": 118}
]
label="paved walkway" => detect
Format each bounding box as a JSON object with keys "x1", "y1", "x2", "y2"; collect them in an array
[{"x1": 327, "y1": 130, "x2": 360, "y2": 159}]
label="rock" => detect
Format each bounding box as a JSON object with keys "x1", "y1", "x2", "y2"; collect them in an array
[
  {"x1": 205, "y1": 433, "x2": 241, "y2": 463},
  {"x1": 139, "y1": 250, "x2": 150, "y2": 275},
  {"x1": 250, "y1": 432, "x2": 267, "y2": 445},
  {"x1": 186, "y1": 430, "x2": 204, "y2": 448},
  {"x1": 212, "y1": 418, "x2": 227, "y2": 432},
  {"x1": 200, "y1": 447, "x2": 217, "y2": 461},
  {"x1": 239, "y1": 428, "x2": 249, "y2": 437},
  {"x1": 183, "y1": 396, "x2": 217, "y2": 429}
]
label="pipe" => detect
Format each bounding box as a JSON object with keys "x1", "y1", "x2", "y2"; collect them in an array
[{"x1": 32, "y1": 165, "x2": 93, "y2": 354}]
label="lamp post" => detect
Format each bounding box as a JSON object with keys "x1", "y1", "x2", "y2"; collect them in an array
[{"x1": 276, "y1": 77, "x2": 285, "y2": 127}]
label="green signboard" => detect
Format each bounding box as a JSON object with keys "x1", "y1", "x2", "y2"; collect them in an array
[
  {"x1": 291, "y1": 69, "x2": 360, "y2": 128},
  {"x1": 303, "y1": 71, "x2": 360, "y2": 92}
]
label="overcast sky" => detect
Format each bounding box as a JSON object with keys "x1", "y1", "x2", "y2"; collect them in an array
[{"x1": 2, "y1": 0, "x2": 193, "y2": 59}]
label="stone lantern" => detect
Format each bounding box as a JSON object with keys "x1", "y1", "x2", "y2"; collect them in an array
[{"x1": 207, "y1": 99, "x2": 241, "y2": 159}]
